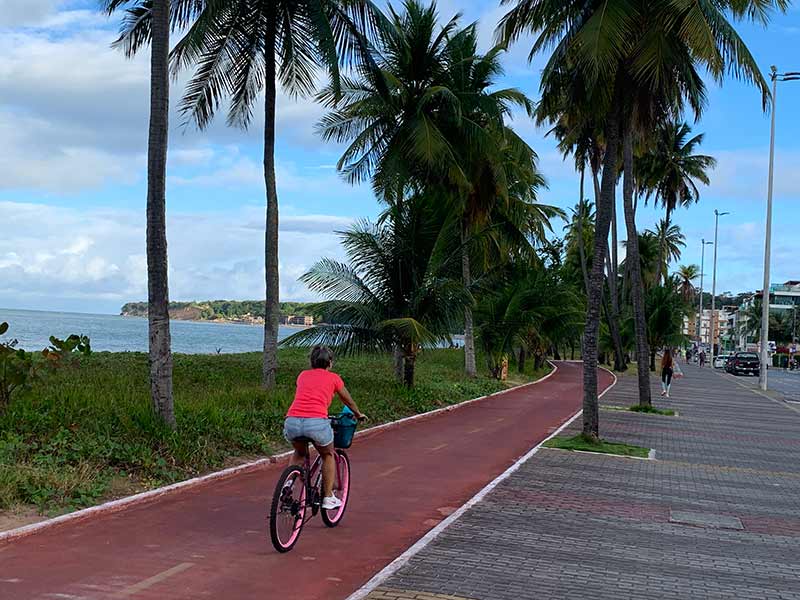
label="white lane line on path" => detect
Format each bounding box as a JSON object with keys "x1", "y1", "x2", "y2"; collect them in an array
[
  {"x1": 1, "y1": 365, "x2": 561, "y2": 545},
  {"x1": 713, "y1": 370, "x2": 800, "y2": 416},
  {"x1": 467, "y1": 428, "x2": 483, "y2": 434},
  {"x1": 429, "y1": 444, "x2": 448, "y2": 452},
  {"x1": 346, "y1": 363, "x2": 617, "y2": 600},
  {"x1": 114, "y1": 562, "x2": 194, "y2": 598},
  {"x1": 377, "y1": 466, "x2": 404, "y2": 478}
]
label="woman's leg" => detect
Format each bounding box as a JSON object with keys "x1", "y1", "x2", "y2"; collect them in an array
[
  {"x1": 661, "y1": 369, "x2": 667, "y2": 393},
  {"x1": 290, "y1": 440, "x2": 308, "y2": 467},
  {"x1": 665, "y1": 368, "x2": 673, "y2": 395},
  {"x1": 313, "y1": 442, "x2": 337, "y2": 498}
]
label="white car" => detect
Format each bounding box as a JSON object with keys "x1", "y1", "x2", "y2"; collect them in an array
[{"x1": 713, "y1": 353, "x2": 732, "y2": 369}]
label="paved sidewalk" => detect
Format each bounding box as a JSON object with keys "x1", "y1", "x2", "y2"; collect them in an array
[
  {"x1": 365, "y1": 364, "x2": 800, "y2": 600},
  {"x1": 724, "y1": 367, "x2": 800, "y2": 403},
  {"x1": 1, "y1": 362, "x2": 610, "y2": 600}
]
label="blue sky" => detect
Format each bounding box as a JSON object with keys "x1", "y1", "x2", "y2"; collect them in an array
[{"x1": 1, "y1": 0, "x2": 799, "y2": 314}]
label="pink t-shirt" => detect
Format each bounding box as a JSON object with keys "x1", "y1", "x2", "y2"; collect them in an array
[{"x1": 286, "y1": 369, "x2": 345, "y2": 418}]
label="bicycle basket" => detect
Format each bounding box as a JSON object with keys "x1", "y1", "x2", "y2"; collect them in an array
[{"x1": 331, "y1": 415, "x2": 358, "y2": 449}]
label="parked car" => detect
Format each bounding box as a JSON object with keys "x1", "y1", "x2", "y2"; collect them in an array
[
  {"x1": 713, "y1": 353, "x2": 732, "y2": 369},
  {"x1": 725, "y1": 352, "x2": 761, "y2": 377}
]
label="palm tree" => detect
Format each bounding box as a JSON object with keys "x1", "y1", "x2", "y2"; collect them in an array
[
  {"x1": 565, "y1": 200, "x2": 594, "y2": 296},
  {"x1": 475, "y1": 262, "x2": 582, "y2": 378},
  {"x1": 104, "y1": 0, "x2": 174, "y2": 426},
  {"x1": 112, "y1": 0, "x2": 383, "y2": 389},
  {"x1": 740, "y1": 297, "x2": 764, "y2": 343},
  {"x1": 646, "y1": 278, "x2": 689, "y2": 371},
  {"x1": 639, "y1": 121, "x2": 716, "y2": 284},
  {"x1": 319, "y1": 1, "x2": 552, "y2": 378},
  {"x1": 676, "y1": 264, "x2": 700, "y2": 302},
  {"x1": 498, "y1": 0, "x2": 784, "y2": 422},
  {"x1": 283, "y1": 197, "x2": 467, "y2": 387},
  {"x1": 647, "y1": 219, "x2": 686, "y2": 282}
]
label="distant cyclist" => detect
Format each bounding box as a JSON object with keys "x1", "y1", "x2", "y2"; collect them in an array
[{"x1": 283, "y1": 346, "x2": 366, "y2": 510}]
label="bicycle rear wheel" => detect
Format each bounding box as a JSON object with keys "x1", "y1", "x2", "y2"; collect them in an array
[
  {"x1": 321, "y1": 450, "x2": 350, "y2": 528},
  {"x1": 269, "y1": 466, "x2": 306, "y2": 552}
]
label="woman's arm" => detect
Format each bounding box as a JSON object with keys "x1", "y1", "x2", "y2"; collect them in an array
[{"x1": 337, "y1": 386, "x2": 366, "y2": 420}]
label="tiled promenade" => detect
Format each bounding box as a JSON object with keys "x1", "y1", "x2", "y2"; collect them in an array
[{"x1": 366, "y1": 364, "x2": 800, "y2": 600}]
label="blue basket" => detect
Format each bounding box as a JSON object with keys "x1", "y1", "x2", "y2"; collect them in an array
[{"x1": 331, "y1": 415, "x2": 358, "y2": 449}]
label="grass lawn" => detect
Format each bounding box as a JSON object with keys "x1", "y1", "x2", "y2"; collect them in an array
[
  {"x1": 544, "y1": 434, "x2": 650, "y2": 458},
  {"x1": 628, "y1": 405, "x2": 676, "y2": 416},
  {"x1": 0, "y1": 348, "x2": 548, "y2": 516}
]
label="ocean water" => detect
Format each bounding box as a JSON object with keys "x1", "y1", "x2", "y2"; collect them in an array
[{"x1": 0, "y1": 308, "x2": 300, "y2": 354}]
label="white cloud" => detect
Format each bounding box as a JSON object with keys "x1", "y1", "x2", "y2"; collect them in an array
[
  {"x1": 0, "y1": 200, "x2": 351, "y2": 312},
  {"x1": 705, "y1": 148, "x2": 800, "y2": 201},
  {"x1": 0, "y1": 12, "x2": 335, "y2": 195},
  {"x1": 0, "y1": 0, "x2": 60, "y2": 28}
]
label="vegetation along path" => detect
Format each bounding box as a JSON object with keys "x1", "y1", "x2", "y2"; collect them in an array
[
  {"x1": 366, "y1": 363, "x2": 800, "y2": 600},
  {"x1": 0, "y1": 361, "x2": 609, "y2": 599}
]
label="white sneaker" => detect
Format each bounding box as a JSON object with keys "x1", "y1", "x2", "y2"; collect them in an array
[
  {"x1": 665, "y1": 392, "x2": 670, "y2": 398},
  {"x1": 322, "y1": 495, "x2": 343, "y2": 510},
  {"x1": 660, "y1": 390, "x2": 666, "y2": 396}
]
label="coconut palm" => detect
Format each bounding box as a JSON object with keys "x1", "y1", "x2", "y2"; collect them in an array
[
  {"x1": 498, "y1": 0, "x2": 785, "y2": 426},
  {"x1": 319, "y1": 1, "x2": 552, "y2": 378},
  {"x1": 111, "y1": 0, "x2": 384, "y2": 389},
  {"x1": 646, "y1": 278, "x2": 689, "y2": 371},
  {"x1": 647, "y1": 219, "x2": 686, "y2": 282},
  {"x1": 282, "y1": 196, "x2": 467, "y2": 387},
  {"x1": 676, "y1": 264, "x2": 700, "y2": 302},
  {"x1": 475, "y1": 262, "x2": 582, "y2": 379},
  {"x1": 639, "y1": 122, "x2": 716, "y2": 284},
  {"x1": 104, "y1": 0, "x2": 174, "y2": 426}
]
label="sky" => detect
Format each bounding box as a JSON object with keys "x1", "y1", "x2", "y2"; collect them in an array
[{"x1": 1, "y1": 0, "x2": 799, "y2": 315}]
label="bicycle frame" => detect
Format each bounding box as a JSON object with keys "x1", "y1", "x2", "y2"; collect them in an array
[{"x1": 299, "y1": 446, "x2": 345, "y2": 522}]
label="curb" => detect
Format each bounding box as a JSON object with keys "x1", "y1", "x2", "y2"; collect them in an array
[
  {"x1": 0, "y1": 363, "x2": 559, "y2": 545},
  {"x1": 346, "y1": 362, "x2": 616, "y2": 600}
]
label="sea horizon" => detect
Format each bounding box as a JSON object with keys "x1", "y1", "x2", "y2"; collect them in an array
[{"x1": 0, "y1": 307, "x2": 298, "y2": 354}]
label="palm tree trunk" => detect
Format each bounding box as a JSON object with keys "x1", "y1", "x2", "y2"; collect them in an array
[
  {"x1": 461, "y1": 223, "x2": 477, "y2": 378},
  {"x1": 605, "y1": 244, "x2": 626, "y2": 371},
  {"x1": 146, "y1": 0, "x2": 174, "y2": 428},
  {"x1": 393, "y1": 344, "x2": 404, "y2": 384},
  {"x1": 403, "y1": 349, "x2": 416, "y2": 387},
  {"x1": 594, "y1": 168, "x2": 625, "y2": 371},
  {"x1": 577, "y1": 166, "x2": 590, "y2": 296},
  {"x1": 656, "y1": 208, "x2": 671, "y2": 286},
  {"x1": 262, "y1": 16, "x2": 280, "y2": 389},
  {"x1": 622, "y1": 125, "x2": 652, "y2": 408},
  {"x1": 518, "y1": 348, "x2": 526, "y2": 373},
  {"x1": 583, "y1": 108, "x2": 619, "y2": 442}
]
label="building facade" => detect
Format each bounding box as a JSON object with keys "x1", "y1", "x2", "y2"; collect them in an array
[{"x1": 683, "y1": 308, "x2": 732, "y2": 350}]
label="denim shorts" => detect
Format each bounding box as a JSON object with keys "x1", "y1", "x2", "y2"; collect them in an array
[{"x1": 283, "y1": 417, "x2": 334, "y2": 447}]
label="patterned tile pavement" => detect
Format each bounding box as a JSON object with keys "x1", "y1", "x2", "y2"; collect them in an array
[{"x1": 364, "y1": 364, "x2": 800, "y2": 600}]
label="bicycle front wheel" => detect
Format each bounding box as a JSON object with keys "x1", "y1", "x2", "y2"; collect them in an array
[
  {"x1": 321, "y1": 450, "x2": 350, "y2": 528},
  {"x1": 269, "y1": 465, "x2": 306, "y2": 552}
]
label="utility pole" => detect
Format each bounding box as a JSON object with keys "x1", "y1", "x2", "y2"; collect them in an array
[
  {"x1": 760, "y1": 67, "x2": 800, "y2": 390},
  {"x1": 711, "y1": 210, "x2": 729, "y2": 358},
  {"x1": 699, "y1": 239, "x2": 713, "y2": 348}
]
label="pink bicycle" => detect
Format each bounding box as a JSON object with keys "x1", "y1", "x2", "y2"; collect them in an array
[{"x1": 269, "y1": 416, "x2": 355, "y2": 552}]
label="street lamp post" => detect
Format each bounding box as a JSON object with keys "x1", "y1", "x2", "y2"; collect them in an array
[
  {"x1": 711, "y1": 210, "x2": 730, "y2": 359},
  {"x1": 760, "y1": 67, "x2": 800, "y2": 391},
  {"x1": 699, "y1": 239, "x2": 713, "y2": 347}
]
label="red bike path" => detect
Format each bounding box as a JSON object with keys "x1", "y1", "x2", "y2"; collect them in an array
[{"x1": 0, "y1": 361, "x2": 612, "y2": 600}]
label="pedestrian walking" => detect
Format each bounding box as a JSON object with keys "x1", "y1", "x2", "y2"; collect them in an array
[
  {"x1": 661, "y1": 349, "x2": 675, "y2": 398},
  {"x1": 699, "y1": 350, "x2": 706, "y2": 368}
]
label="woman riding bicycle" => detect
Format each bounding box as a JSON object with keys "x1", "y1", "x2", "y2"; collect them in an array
[{"x1": 283, "y1": 346, "x2": 366, "y2": 510}]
